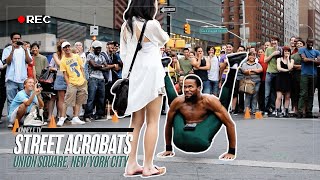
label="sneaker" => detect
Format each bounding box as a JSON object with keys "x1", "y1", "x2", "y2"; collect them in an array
[
  {"x1": 230, "y1": 110, "x2": 238, "y2": 116},
  {"x1": 305, "y1": 113, "x2": 317, "y2": 118},
  {"x1": 24, "y1": 118, "x2": 44, "y2": 126},
  {"x1": 94, "y1": 115, "x2": 105, "y2": 120},
  {"x1": 296, "y1": 113, "x2": 303, "y2": 119},
  {"x1": 71, "y1": 117, "x2": 85, "y2": 125},
  {"x1": 84, "y1": 117, "x2": 93, "y2": 122},
  {"x1": 107, "y1": 115, "x2": 112, "y2": 120},
  {"x1": 263, "y1": 112, "x2": 268, "y2": 118},
  {"x1": 57, "y1": 117, "x2": 67, "y2": 127},
  {"x1": 7, "y1": 123, "x2": 13, "y2": 128},
  {"x1": 269, "y1": 111, "x2": 276, "y2": 117}
]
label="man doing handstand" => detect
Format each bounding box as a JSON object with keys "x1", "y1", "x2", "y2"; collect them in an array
[{"x1": 159, "y1": 75, "x2": 237, "y2": 160}]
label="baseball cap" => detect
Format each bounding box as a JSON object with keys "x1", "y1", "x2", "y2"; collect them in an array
[
  {"x1": 92, "y1": 41, "x2": 102, "y2": 48},
  {"x1": 61, "y1": 42, "x2": 71, "y2": 48}
]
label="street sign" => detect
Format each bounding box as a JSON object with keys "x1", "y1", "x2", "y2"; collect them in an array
[
  {"x1": 199, "y1": 27, "x2": 228, "y2": 34},
  {"x1": 90, "y1": 26, "x2": 99, "y2": 36},
  {"x1": 160, "y1": 6, "x2": 176, "y2": 13},
  {"x1": 248, "y1": 42, "x2": 257, "y2": 46}
]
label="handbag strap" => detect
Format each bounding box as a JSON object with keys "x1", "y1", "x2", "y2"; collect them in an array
[{"x1": 126, "y1": 21, "x2": 148, "y2": 79}]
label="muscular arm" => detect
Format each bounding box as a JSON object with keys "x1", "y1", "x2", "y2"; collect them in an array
[
  {"x1": 164, "y1": 97, "x2": 182, "y2": 146},
  {"x1": 158, "y1": 97, "x2": 183, "y2": 157},
  {"x1": 207, "y1": 96, "x2": 236, "y2": 150}
]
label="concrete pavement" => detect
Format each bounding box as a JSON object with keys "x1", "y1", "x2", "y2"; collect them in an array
[{"x1": 1, "y1": 113, "x2": 320, "y2": 179}]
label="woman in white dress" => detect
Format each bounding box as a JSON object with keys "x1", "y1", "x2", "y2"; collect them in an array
[{"x1": 121, "y1": 0, "x2": 169, "y2": 177}]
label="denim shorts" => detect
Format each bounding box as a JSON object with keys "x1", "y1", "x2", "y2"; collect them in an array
[{"x1": 54, "y1": 75, "x2": 67, "y2": 91}]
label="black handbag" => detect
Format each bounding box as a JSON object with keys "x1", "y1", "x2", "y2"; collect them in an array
[
  {"x1": 111, "y1": 21, "x2": 147, "y2": 117},
  {"x1": 38, "y1": 67, "x2": 56, "y2": 92}
]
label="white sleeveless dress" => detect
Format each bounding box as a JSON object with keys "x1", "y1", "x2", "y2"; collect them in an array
[{"x1": 120, "y1": 17, "x2": 169, "y2": 114}]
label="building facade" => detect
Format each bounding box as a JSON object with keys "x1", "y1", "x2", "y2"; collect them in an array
[
  {"x1": 0, "y1": 0, "x2": 119, "y2": 53},
  {"x1": 222, "y1": 0, "x2": 284, "y2": 49},
  {"x1": 0, "y1": 0, "x2": 222, "y2": 54},
  {"x1": 284, "y1": 0, "x2": 299, "y2": 45},
  {"x1": 165, "y1": 0, "x2": 222, "y2": 49},
  {"x1": 299, "y1": 0, "x2": 320, "y2": 49}
]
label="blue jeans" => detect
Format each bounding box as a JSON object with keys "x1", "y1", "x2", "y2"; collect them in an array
[
  {"x1": 245, "y1": 81, "x2": 260, "y2": 113},
  {"x1": 209, "y1": 80, "x2": 219, "y2": 96},
  {"x1": 202, "y1": 80, "x2": 211, "y2": 94},
  {"x1": 264, "y1": 73, "x2": 277, "y2": 112},
  {"x1": 85, "y1": 78, "x2": 105, "y2": 117},
  {"x1": 6, "y1": 80, "x2": 24, "y2": 117}
]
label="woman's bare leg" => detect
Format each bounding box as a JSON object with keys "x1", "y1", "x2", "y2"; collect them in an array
[
  {"x1": 125, "y1": 107, "x2": 145, "y2": 174},
  {"x1": 143, "y1": 96, "x2": 163, "y2": 175},
  {"x1": 57, "y1": 90, "x2": 65, "y2": 117}
]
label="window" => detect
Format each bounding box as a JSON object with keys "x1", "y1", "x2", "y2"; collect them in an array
[{"x1": 230, "y1": 6, "x2": 234, "y2": 13}]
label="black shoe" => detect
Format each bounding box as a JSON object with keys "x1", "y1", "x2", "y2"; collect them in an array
[
  {"x1": 226, "y1": 52, "x2": 248, "y2": 68},
  {"x1": 94, "y1": 115, "x2": 105, "y2": 120},
  {"x1": 161, "y1": 57, "x2": 172, "y2": 68},
  {"x1": 296, "y1": 113, "x2": 303, "y2": 118},
  {"x1": 305, "y1": 113, "x2": 317, "y2": 118}
]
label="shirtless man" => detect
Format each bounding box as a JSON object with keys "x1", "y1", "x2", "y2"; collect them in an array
[{"x1": 159, "y1": 75, "x2": 237, "y2": 160}]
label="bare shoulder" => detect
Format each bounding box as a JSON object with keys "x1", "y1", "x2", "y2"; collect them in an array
[
  {"x1": 172, "y1": 95, "x2": 184, "y2": 104},
  {"x1": 202, "y1": 94, "x2": 219, "y2": 102},
  {"x1": 202, "y1": 94, "x2": 221, "y2": 109}
]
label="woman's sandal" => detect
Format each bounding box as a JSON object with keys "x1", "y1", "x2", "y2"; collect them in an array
[{"x1": 141, "y1": 166, "x2": 166, "y2": 178}]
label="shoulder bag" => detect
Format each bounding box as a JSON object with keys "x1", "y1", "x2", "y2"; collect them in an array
[
  {"x1": 239, "y1": 75, "x2": 256, "y2": 95},
  {"x1": 111, "y1": 21, "x2": 147, "y2": 117}
]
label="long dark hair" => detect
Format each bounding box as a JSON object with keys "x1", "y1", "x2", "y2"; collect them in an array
[{"x1": 124, "y1": 0, "x2": 156, "y2": 35}]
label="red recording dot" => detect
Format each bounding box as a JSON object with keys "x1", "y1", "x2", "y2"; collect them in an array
[{"x1": 17, "y1": 16, "x2": 25, "y2": 24}]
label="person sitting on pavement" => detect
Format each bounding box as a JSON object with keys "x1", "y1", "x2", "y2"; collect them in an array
[{"x1": 8, "y1": 78, "x2": 46, "y2": 126}]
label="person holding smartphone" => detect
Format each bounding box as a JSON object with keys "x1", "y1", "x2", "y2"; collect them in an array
[{"x1": 1, "y1": 32, "x2": 32, "y2": 128}]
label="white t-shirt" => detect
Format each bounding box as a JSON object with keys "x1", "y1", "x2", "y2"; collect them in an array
[{"x1": 208, "y1": 55, "x2": 220, "y2": 81}]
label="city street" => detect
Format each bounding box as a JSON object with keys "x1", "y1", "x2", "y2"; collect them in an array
[{"x1": 1, "y1": 96, "x2": 320, "y2": 180}]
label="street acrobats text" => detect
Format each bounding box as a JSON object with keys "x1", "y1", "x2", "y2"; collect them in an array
[{"x1": 13, "y1": 134, "x2": 133, "y2": 155}]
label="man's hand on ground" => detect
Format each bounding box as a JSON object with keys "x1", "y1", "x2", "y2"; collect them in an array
[
  {"x1": 219, "y1": 153, "x2": 235, "y2": 161},
  {"x1": 157, "y1": 151, "x2": 175, "y2": 158}
]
